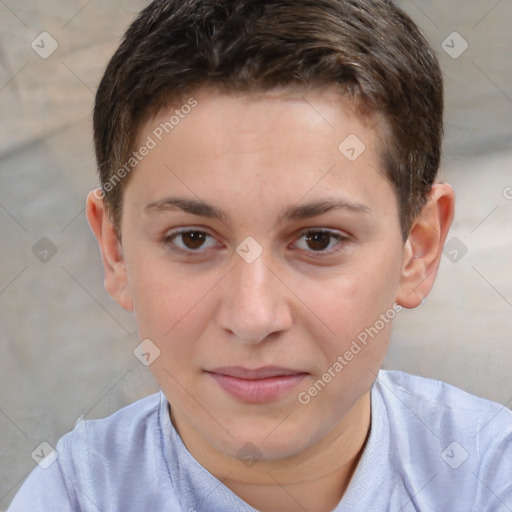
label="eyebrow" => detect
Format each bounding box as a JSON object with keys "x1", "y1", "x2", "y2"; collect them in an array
[
  {"x1": 144, "y1": 196, "x2": 371, "y2": 223},
  {"x1": 144, "y1": 197, "x2": 229, "y2": 223},
  {"x1": 282, "y1": 198, "x2": 371, "y2": 221}
]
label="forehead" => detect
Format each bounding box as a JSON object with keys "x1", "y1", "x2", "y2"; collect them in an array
[
  {"x1": 139, "y1": 85, "x2": 383, "y2": 154},
  {"x1": 126, "y1": 86, "x2": 395, "y2": 223}
]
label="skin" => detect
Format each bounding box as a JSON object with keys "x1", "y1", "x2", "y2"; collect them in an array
[{"x1": 87, "y1": 86, "x2": 454, "y2": 512}]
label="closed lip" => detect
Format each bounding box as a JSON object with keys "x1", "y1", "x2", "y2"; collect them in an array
[
  {"x1": 205, "y1": 366, "x2": 308, "y2": 379},
  {"x1": 206, "y1": 366, "x2": 308, "y2": 403}
]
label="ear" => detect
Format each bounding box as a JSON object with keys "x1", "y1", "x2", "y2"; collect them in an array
[
  {"x1": 396, "y1": 183, "x2": 455, "y2": 309},
  {"x1": 86, "y1": 190, "x2": 134, "y2": 312}
]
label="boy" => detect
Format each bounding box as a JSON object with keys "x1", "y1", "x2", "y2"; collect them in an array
[{"x1": 9, "y1": 0, "x2": 512, "y2": 511}]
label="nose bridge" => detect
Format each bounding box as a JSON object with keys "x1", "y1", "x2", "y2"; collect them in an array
[
  {"x1": 218, "y1": 251, "x2": 291, "y2": 343},
  {"x1": 235, "y1": 254, "x2": 272, "y2": 304}
]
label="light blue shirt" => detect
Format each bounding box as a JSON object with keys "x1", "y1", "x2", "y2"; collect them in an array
[{"x1": 8, "y1": 370, "x2": 512, "y2": 511}]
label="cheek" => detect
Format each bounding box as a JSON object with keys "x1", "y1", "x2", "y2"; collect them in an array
[
  {"x1": 126, "y1": 256, "x2": 224, "y2": 371},
  {"x1": 298, "y1": 272, "x2": 397, "y2": 420},
  {"x1": 126, "y1": 253, "x2": 204, "y2": 339},
  {"x1": 303, "y1": 259, "x2": 400, "y2": 341}
]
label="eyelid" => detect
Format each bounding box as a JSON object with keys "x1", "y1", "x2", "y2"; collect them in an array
[
  {"x1": 296, "y1": 227, "x2": 349, "y2": 240},
  {"x1": 163, "y1": 226, "x2": 222, "y2": 253},
  {"x1": 291, "y1": 228, "x2": 350, "y2": 256},
  {"x1": 162, "y1": 226, "x2": 350, "y2": 258}
]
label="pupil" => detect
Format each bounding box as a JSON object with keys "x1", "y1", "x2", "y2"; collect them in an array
[
  {"x1": 306, "y1": 232, "x2": 331, "y2": 251},
  {"x1": 183, "y1": 231, "x2": 205, "y2": 249}
]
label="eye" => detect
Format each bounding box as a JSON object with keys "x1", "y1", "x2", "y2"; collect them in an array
[
  {"x1": 293, "y1": 229, "x2": 348, "y2": 253},
  {"x1": 164, "y1": 229, "x2": 219, "y2": 252}
]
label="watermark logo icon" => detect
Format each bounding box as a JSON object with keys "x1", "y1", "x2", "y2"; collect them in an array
[
  {"x1": 237, "y1": 442, "x2": 263, "y2": 468},
  {"x1": 441, "y1": 32, "x2": 468, "y2": 59},
  {"x1": 31, "y1": 32, "x2": 59, "y2": 59},
  {"x1": 31, "y1": 442, "x2": 58, "y2": 469},
  {"x1": 32, "y1": 237, "x2": 58, "y2": 263},
  {"x1": 236, "y1": 236, "x2": 263, "y2": 264},
  {"x1": 441, "y1": 441, "x2": 468, "y2": 469},
  {"x1": 443, "y1": 237, "x2": 468, "y2": 263},
  {"x1": 134, "y1": 338, "x2": 161, "y2": 366},
  {"x1": 338, "y1": 134, "x2": 366, "y2": 162}
]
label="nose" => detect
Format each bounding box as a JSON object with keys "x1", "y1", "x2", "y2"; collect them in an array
[{"x1": 216, "y1": 252, "x2": 293, "y2": 344}]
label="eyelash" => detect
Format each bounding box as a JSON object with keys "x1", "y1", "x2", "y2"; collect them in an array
[
  {"x1": 162, "y1": 228, "x2": 221, "y2": 255},
  {"x1": 162, "y1": 228, "x2": 349, "y2": 257},
  {"x1": 292, "y1": 229, "x2": 349, "y2": 257}
]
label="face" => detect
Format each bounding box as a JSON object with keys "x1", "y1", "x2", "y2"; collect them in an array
[{"x1": 119, "y1": 87, "x2": 406, "y2": 460}]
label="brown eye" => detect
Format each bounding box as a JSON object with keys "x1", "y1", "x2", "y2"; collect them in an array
[
  {"x1": 305, "y1": 231, "x2": 333, "y2": 251},
  {"x1": 165, "y1": 229, "x2": 218, "y2": 252},
  {"x1": 293, "y1": 229, "x2": 347, "y2": 254},
  {"x1": 181, "y1": 231, "x2": 207, "y2": 249}
]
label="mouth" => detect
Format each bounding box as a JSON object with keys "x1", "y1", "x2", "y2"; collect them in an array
[{"x1": 205, "y1": 366, "x2": 308, "y2": 403}]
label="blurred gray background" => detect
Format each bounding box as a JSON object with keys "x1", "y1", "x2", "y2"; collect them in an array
[{"x1": 0, "y1": 1, "x2": 511, "y2": 509}]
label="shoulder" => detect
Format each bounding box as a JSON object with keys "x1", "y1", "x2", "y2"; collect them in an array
[
  {"x1": 8, "y1": 392, "x2": 172, "y2": 512},
  {"x1": 60, "y1": 391, "x2": 167, "y2": 479},
  {"x1": 373, "y1": 370, "x2": 512, "y2": 510},
  {"x1": 376, "y1": 369, "x2": 512, "y2": 436},
  {"x1": 66, "y1": 391, "x2": 164, "y2": 450}
]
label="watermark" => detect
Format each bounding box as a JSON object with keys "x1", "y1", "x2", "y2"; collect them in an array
[
  {"x1": 443, "y1": 236, "x2": 468, "y2": 263},
  {"x1": 441, "y1": 441, "x2": 468, "y2": 469},
  {"x1": 94, "y1": 97, "x2": 198, "y2": 200},
  {"x1": 32, "y1": 237, "x2": 58, "y2": 263},
  {"x1": 31, "y1": 441, "x2": 58, "y2": 469},
  {"x1": 134, "y1": 338, "x2": 161, "y2": 366},
  {"x1": 297, "y1": 303, "x2": 402, "y2": 405},
  {"x1": 31, "y1": 32, "x2": 59, "y2": 59},
  {"x1": 503, "y1": 186, "x2": 512, "y2": 200},
  {"x1": 237, "y1": 442, "x2": 263, "y2": 468},
  {"x1": 236, "y1": 236, "x2": 263, "y2": 264},
  {"x1": 338, "y1": 133, "x2": 366, "y2": 162},
  {"x1": 441, "y1": 32, "x2": 468, "y2": 60}
]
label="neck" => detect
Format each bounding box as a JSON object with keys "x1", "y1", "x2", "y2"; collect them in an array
[{"x1": 172, "y1": 391, "x2": 371, "y2": 512}]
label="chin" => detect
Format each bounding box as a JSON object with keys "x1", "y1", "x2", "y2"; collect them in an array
[{"x1": 215, "y1": 416, "x2": 327, "y2": 461}]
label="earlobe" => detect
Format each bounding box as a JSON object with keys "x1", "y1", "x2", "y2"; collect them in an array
[
  {"x1": 86, "y1": 190, "x2": 134, "y2": 312},
  {"x1": 396, "y1": 183, "x2": 455, "y2": 309}
]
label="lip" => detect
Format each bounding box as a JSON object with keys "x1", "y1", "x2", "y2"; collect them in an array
[{"x1": 206, "y1": 366, "x2": 308, "y2": 403}]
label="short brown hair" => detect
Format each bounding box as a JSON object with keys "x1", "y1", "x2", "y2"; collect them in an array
[{"x1": 93, "y1": 0, "x2": 443, "y2": 238}]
